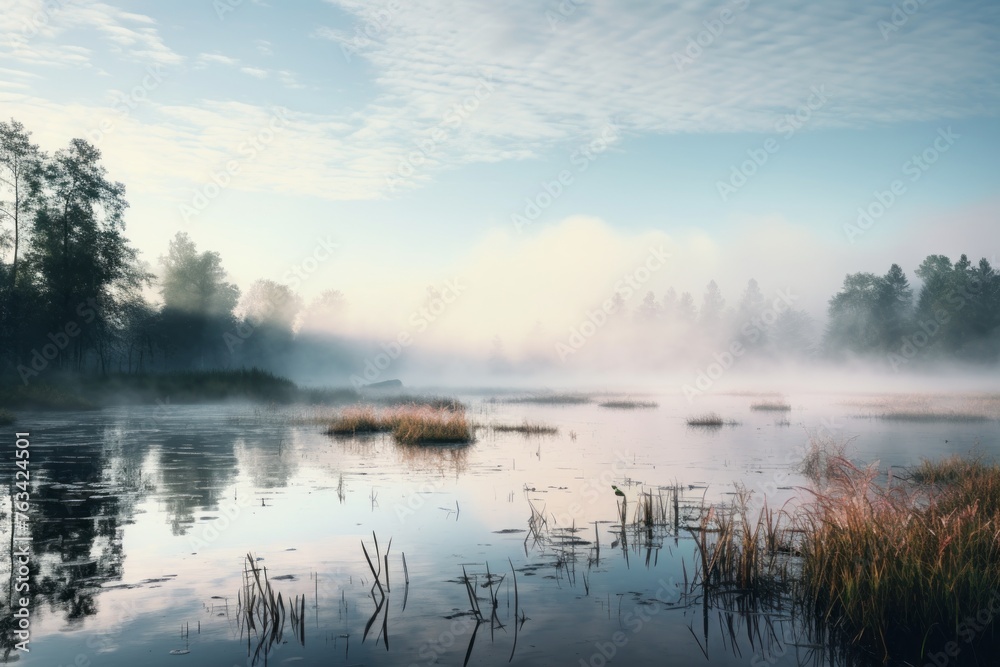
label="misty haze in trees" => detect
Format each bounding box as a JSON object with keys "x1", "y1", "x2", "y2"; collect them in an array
[
  {"x1": 824, "y1": 257, "x2": 1000, "y2": 367},
  {"x1": 1, "y1": 119, "x2": 998, "y2": 389}
]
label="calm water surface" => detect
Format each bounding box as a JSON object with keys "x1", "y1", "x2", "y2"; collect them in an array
[{"x1": 4, "y1": 392, "x2": 998, "y2": 666}]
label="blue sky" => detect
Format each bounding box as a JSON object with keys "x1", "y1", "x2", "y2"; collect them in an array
[{"x1": 2, "y1": 0, "x2": 999, "y2": 356}]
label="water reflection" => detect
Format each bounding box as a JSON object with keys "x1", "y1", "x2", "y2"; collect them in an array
[{"x1": 3, "y1": 396, "x2": 999, "y2": 666}]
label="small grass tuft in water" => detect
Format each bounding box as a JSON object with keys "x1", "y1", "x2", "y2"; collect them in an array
[
  {"x1": 391, "y1": 407, "x2": 473, "y2": 444},
  {"x1": 687, "y1": 413, "x2": 722, "y2": 426},
  {"x1": 686, "y1": 413, "x2": 738, "y2": 427},
  {"x1": 598, "y1": 399, "x2": 658, "y2": 409},
  {"x1": 877, "y1": 410, "x2": 989, "y2": 422},
  {"x1": 799, "y1": 433, "x2": 850, "y2": 484},
  {"x1": 0, "y1": 409, "x2": 14, "y2": 425},
  {"x1": 325, "y1": 404, "x2": 473, "y2": 444},
  {"x1": 908, "y1": 453, "x2": 991, "y2": 485},
  {"x1": 750, "y1": 400, "x2": 791, "y2": 411},
  {"x1": 508, "y1": 394, "x2": 591, "y2": 405},
  {"x1": 325, "y1": 406, "x2": 388, "y2": 436},
  {"x1": 491, "y1": 421, "x2": 558, "y2": 435}
]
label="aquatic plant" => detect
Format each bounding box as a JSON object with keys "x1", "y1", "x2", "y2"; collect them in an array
[
  {"x1": 237, "y1": 553, "x2": 306, "y2": 665},
  {"x1": 846, "y1": 392, "x2": 1000, "y2": 422},
  {"x1": 686, "y1": 413, "x2": 724, "y2": 426},
  {"x1": 686, "y1": 455, "x2": 1000, "y2": 662},
  {"x1": 798, "y1": 432, "x2": 851, "y2": 484},
  {"x1": 749, "y1": 400, "x2": 791, "y2": 411},
  {"x1": 325, "y1": 404, "x2": 473, "y2": 444},
  {"x1": 0, "y1": 409, "x2": 14, "y2": 425},
  {"x1": 507, "y1": 393, "x2": 591, "y2": 405},
  {"x1": 325, "y1": 405, "x2": 388, "y2": 436},
  {"x1": 491, "y1": 421, "x2": 558, "y2": 435},
  {"x1": 598, "y1": 399, "x2": 659, "y2": 409}
]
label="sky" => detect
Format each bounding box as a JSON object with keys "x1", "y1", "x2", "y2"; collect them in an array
[{"x1": 2, "y1": 0, "x2": 999, "y2": 361}]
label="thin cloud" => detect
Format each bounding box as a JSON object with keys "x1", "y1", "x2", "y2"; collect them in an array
[{"x1": 241, "y1": 66, "x2": 269, "y2": 79}]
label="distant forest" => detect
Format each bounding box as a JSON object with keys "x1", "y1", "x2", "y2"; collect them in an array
[
  {"x1": 611, "y1": 257, "x2": 999, "y2": 371},
  {"x1": 1, "y1": 119, "x2": 998, "y2": 386}
]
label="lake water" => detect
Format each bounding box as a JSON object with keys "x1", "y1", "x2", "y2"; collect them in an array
[{"x1": 4, "y1": 391, "x2": 999, "y2": 666}]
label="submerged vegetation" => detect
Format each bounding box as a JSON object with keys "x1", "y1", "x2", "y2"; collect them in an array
[{"x1": 0, "y1": 408, "x2": 13, "y2": 425}]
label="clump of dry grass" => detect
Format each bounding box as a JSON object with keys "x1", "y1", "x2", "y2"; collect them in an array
[
  {"x1": 799, "y1": 433, "x2": 850, "y2": 484},
  {"x1": 687, "y1": 455, "x2": 1000, "y2": 662},
  {"x1": 686, "y1": 413, "x2": 739, "y2": 427},
  {"x1": 599, "y1": 399, "x2": 658, "y2": 409},
  {"x1": 389, "y1": 407, "x2": 473, "y2": 445},
  {"x1": 325, "y1": 405, "x2": 389, "y2": 436},
  {"x1": 690, "y1": 488, "x2": 792, "y2": 594},
  {"x1": 325, "y1": 404, "x2": 473, "y2": 444},
  {"x1": 795, "y1": 456, "x2": 1000, "y2": 660},
  {"x1": 909, "y1": 454, "x2": 988, "y2": 484},
  {"x1": 491, "y1": 421, "x2": 558, "y2": 435},
  {"x1": 687, "y1": 413, "x2": 724, "y2": 426},
  {"x1": 750, "y1": 400, "x2": 791, "y2": 411}
]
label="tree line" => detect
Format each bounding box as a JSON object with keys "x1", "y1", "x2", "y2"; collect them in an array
[
  {"x1": 824, "y1": 257, "x2": 1000, "y2": 365},
  {"x1": 2, "y1": 119, "x2": 997, "y2": 386},
  {"x1": 0, "y1": 119, "x2": 343, "y2": 386}
]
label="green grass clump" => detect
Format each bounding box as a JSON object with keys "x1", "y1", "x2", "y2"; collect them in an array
[
  {"x1": 0, "y1": 409, "x2": 14, "y2": 425},
  {"x1": 599, "y1": 400, "x2": 658, "y2": 409}
]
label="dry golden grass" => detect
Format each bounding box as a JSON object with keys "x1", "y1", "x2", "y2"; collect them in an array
[
  {"x1": 325, "y1": 405, "x2": 388, "y2": 435},
  {"x1": 325, "y1": 404, "x2": 472, "y2": 444},
  {"x1": 691, "y1": 454, "x2": 1000, "y2": 662},
  {"x1": 390, "y1": 407, "x2": 472, "y2": 444},
  {"x1": 795, "y1": 456, "x2": 1000, "y2": 660}
]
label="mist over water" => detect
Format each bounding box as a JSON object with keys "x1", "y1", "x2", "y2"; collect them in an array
[{"x1": 2, "y1": 2, "x2": 999, "y2": 665}]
